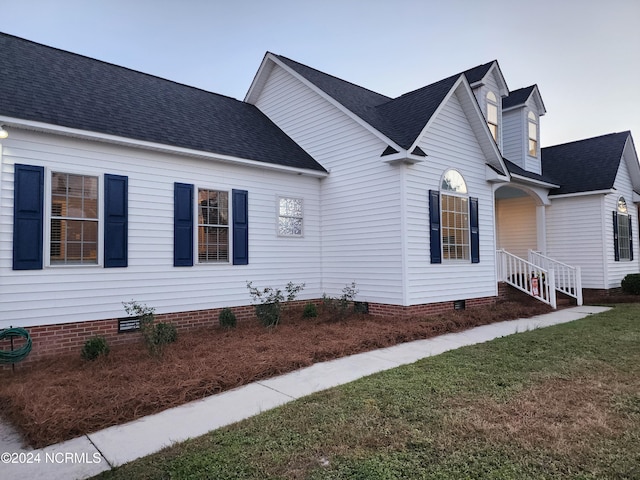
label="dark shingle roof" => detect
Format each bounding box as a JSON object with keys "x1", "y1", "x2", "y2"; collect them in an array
[
  {"x1": 275, "y1": 54, "x2": 467, "y2": 150},
  {"x1": 0, "y1": 33, "x2": 325, "y2": 172},
  {"x1": 462, "y1": 61, "x2": 495, "y2": 85},
  {"x1": 503, "y1": 159, "x2": 558, "y2": 186},
  {"x1": 541, "y1": 132, "x2": 630, "y2": 195},
  {"x1": 502, "y1": 85, "x2": 536, "y2": 109}
]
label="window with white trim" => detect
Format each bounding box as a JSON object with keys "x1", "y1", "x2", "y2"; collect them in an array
[
  {"x1": 441, "y1": 170, "x2": 469, "y2": 260},
  {"x1": 278, "y1": 197, "x2": 303, "y2": 236},
  {"x1": 50, "y1": 172, "x2": 99, "y2": 265},
  {"x1": 198, "y1": 189, "x2": 229, "y2": 262},
  {"x1": 486, "y1": 91, "x2": 498, "y2": 142},
  {"x1": 618, "y1": 197, "x2": 631, "y2": 260},
  {"x1": 528, "y1": 111, "x2": 538, "y2": 157}
]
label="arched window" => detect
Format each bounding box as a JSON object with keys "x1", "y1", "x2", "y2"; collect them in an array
[
  {"x1": 440, "y1": 170, "x2": 469, "y2": 260},
  {"x1": 528, "y1": 111, "x2": 538, "y2": 157},
  {"x1": 616, "y1": 196, "x2": 632, "y2": 260},
  {"x1": 486, "y1": 91, "x2": 498, "y2": 142}
]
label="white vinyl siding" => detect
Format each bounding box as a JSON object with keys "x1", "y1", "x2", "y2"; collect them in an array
[
  {"x1": 606, "y1": 155, "x2": 639, "y2": 287},
  {"x1": 0, "y1": 129, "x2": 323, "y2": 328},
  {"x1": 546, "y1": 195, "x2": 605, "y2": 289},
  {"x1": 502, "y1": 109, "x2": 523, "y2": 167},
  {"x1": 254, "y1": 64, "x2": 404, "y2": 304},
  {"x1": 405, "y1": 88, "x2": 497, "y2": 305}
]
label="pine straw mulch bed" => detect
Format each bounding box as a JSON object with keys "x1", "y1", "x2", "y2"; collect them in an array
[{"x1": 0, "y1": 301, "x2": 554, "y2": 449}]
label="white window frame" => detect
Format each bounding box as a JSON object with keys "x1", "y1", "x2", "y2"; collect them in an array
[
  {"x1": 440, "y1": 169, "x2": 470, "y2": 262},
  {"x1": 486, "y1": 91, "x2": 499, "y2": 142},
  {"x1": 528, "y1": 111, "x2": 538, "y2": 157},
  {"x1": 196, "y1": 187, "x2": 231, "y2": 264},
  {"x1": 277, "y1": 196, "x2": 304, "y2": 237},
  {"x1": 618, "y1": 196, "x2": 631, "y2": 261},
  {"x1": 44, "y1": 167, "x2": 103, "y2": 268}
]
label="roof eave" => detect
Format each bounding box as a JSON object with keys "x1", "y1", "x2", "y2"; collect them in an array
[
  {"x1": 0, "y1": 116, "x2": 329, "y2": 177},
  {"x1": 549, "y1": 189, "x2": 615, "y2": 199}
]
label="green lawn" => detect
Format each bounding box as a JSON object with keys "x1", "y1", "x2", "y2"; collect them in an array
[{"x1": 95, "y1": 304, "x2": 640, "y2": 479}]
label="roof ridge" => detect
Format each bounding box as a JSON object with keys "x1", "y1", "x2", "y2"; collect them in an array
[
  {"x1": 0, "y1": 31, "x2": 242, "y2": 102},
  {"x1": 273, "y1": 53, "x2": 391, "y2": 102},
  {"x1": 543, "y1": 131, "x2": 630, "y2": 150}
]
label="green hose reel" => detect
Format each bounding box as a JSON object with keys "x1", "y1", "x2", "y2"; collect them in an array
[{"x1": 0, "y1": 327, "x2": 33, "y2": 364}]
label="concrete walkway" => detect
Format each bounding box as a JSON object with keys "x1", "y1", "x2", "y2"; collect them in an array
[{"x1": 1, "y1": 305, "x2": 610, "y2": 479}]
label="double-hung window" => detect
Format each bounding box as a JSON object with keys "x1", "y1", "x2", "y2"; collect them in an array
[
  {"x1": 614, "y1": 196, "x2": 633, "y2": 261},
  {"x1": 198, "y1": 189, "x2": 229, "y2": 262},
  {"x1": 440, "y1": 170, "x2": 470, "y2": 261},
  {"x1": 13, "y1": 164, "x2": 128, "y2": 270},
  {"x1": 486, "y1": 91, "x2": 499, "y2": 142},
  {"x1": 528, "y1": 111, "x2": 538, "y2": 157},
  {"x1": 429, "y1": 169, "x2": 479, "y2": 264},
  {"x1": 50, "y1": 172, "x2": 99, "y2": 265}
]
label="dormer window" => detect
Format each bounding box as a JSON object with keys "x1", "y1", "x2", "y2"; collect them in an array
[
  {"x1": 528, "y1": 111, "x2": 538, "y2": 157},
  {"x1": 486, "y1": 91, "x2": 498, "y2": 141}
]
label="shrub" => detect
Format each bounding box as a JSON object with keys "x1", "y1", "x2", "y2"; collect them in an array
[
  {"x1": 219, "y1": 307, "x2": 237, "y2": 328},
  {"x1": 151, "y1": 322, "x2": 177, "y2": 346},
  {"x1": 323, "y1": 282, "x2": 359, "y2": 321},
  {"x1": 123, "y1": 301, "x2": 177, "y2": 357},
  {"x1": 81, "y1": 336, "x2": 110, "y2": 361},
  {"x1": 302, "y1": 302, "x2": 318, "y2": 318},
  {"x1": 247, "y1": 281, "x2": 305, "y2": 327},
  {"x1": 621, "y1": 273, "x2": 640, "y2": 295}
]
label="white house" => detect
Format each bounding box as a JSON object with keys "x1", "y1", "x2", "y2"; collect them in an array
[{"x1": 1, "y1": 33, "x2": 638, "y2": 360}]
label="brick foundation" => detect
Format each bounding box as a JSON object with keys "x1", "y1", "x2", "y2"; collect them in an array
[{"x1": 1, "y1": 296, "x2": 498, "y2": 367}]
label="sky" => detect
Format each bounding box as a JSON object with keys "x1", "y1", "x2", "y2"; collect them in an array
[{"x1": 1, "y1": 0, "x2": 639, "y2": 148}]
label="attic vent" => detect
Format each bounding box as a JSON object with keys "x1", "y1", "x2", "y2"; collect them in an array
[
  {"x1": 381, "y1": 146, "x2": 399, "y2": 157},
  {"x1": 411, "y1": 146, "x2": 427, "y2": 157}
]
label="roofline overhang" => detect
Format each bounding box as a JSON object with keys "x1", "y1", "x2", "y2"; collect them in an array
[
  {"x1": 0, "y1": 116, "x2": 329, "y2": 178},
  {"x1": 486, "y1": 164, "x2": 510, "y2": 183},
  {"x1": 549, "y1": 189, "x2": 615, "y2": 199},
  {"x1": 509, "y1": 173, "x2": 560, "y2": 189},
  {"x1": 381, "y1": 150, "x2": 426, "y2": 165}
]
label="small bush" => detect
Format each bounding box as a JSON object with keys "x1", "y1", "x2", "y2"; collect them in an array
[
  {"x1": 152, "y1": 322, "x2": 177, "y2": 346},
  {"x1": 621, "y1": 273, "x2": 640, "y2": 295},
  {"x1": 302, "y1": 302, "x2": 318, "y2": 318},
  {"x1": 81, "y1": 336, "x2": 110, "y2": 361},
  {"x1": 219, "y1": 307, "x2": 237, "y2": 328},
  {"x1": 323, "y1": 282, "x2": 359, "y2": 321},
  {"x1": 123, "y1": 301, "x2": 176, "y2": 357},
  {"x1": 247, "y1": 281, "x2": 305, "y2": 327}
]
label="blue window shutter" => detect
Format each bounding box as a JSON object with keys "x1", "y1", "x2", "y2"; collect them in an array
[
  {"x1": 174, "y1": 183, "x2": 194, "y2": 267},
  {"x1": 13, "y1": 164, "x2": 44, "y2": 270},
  {"x1": 429, "y1": 190, "x2": 441, "y2": 264},
  {"x1": 470, "y1": 197, "x2": 480, "y2": 264},
  {"x1": 629, "y1": 215, "x2": 634, "y2": 261},
  {"x1": 232, "y1": 189, "x2": 249, "y2": 265},
  {"x1": 613, "y1": 211, "x2": 620, "y2": 262},
  {"x1": 104, "y1": 174, "x2": 128, "y2": 268}
]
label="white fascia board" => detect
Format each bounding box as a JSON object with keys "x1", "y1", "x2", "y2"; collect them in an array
[
  {"x1": 0, "y1": 116, "x2": 329, "y2": 178},
  {"x1": 633, "y1": 191, "x2": 640, "y2": 203},
  {"x1": 266, "y1": 54, "x2": 405, "y2": 152},
  {"x1": 244, "y1": 52, "x2": 275, "y2": 104},
  {"x1": 509, "y1": 173, "x2": 559, "y2": 189},
  {"x1": 549, "y1": 189, "x2": 614, "y2": 199}
]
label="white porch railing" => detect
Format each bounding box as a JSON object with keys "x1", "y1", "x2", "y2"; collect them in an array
[
  {"x1": 528, "y1": 250, "x2": 583, "y2": 306},
  {"x1": 496, "y1": 249, "x2": 557, "y2": 309}
]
